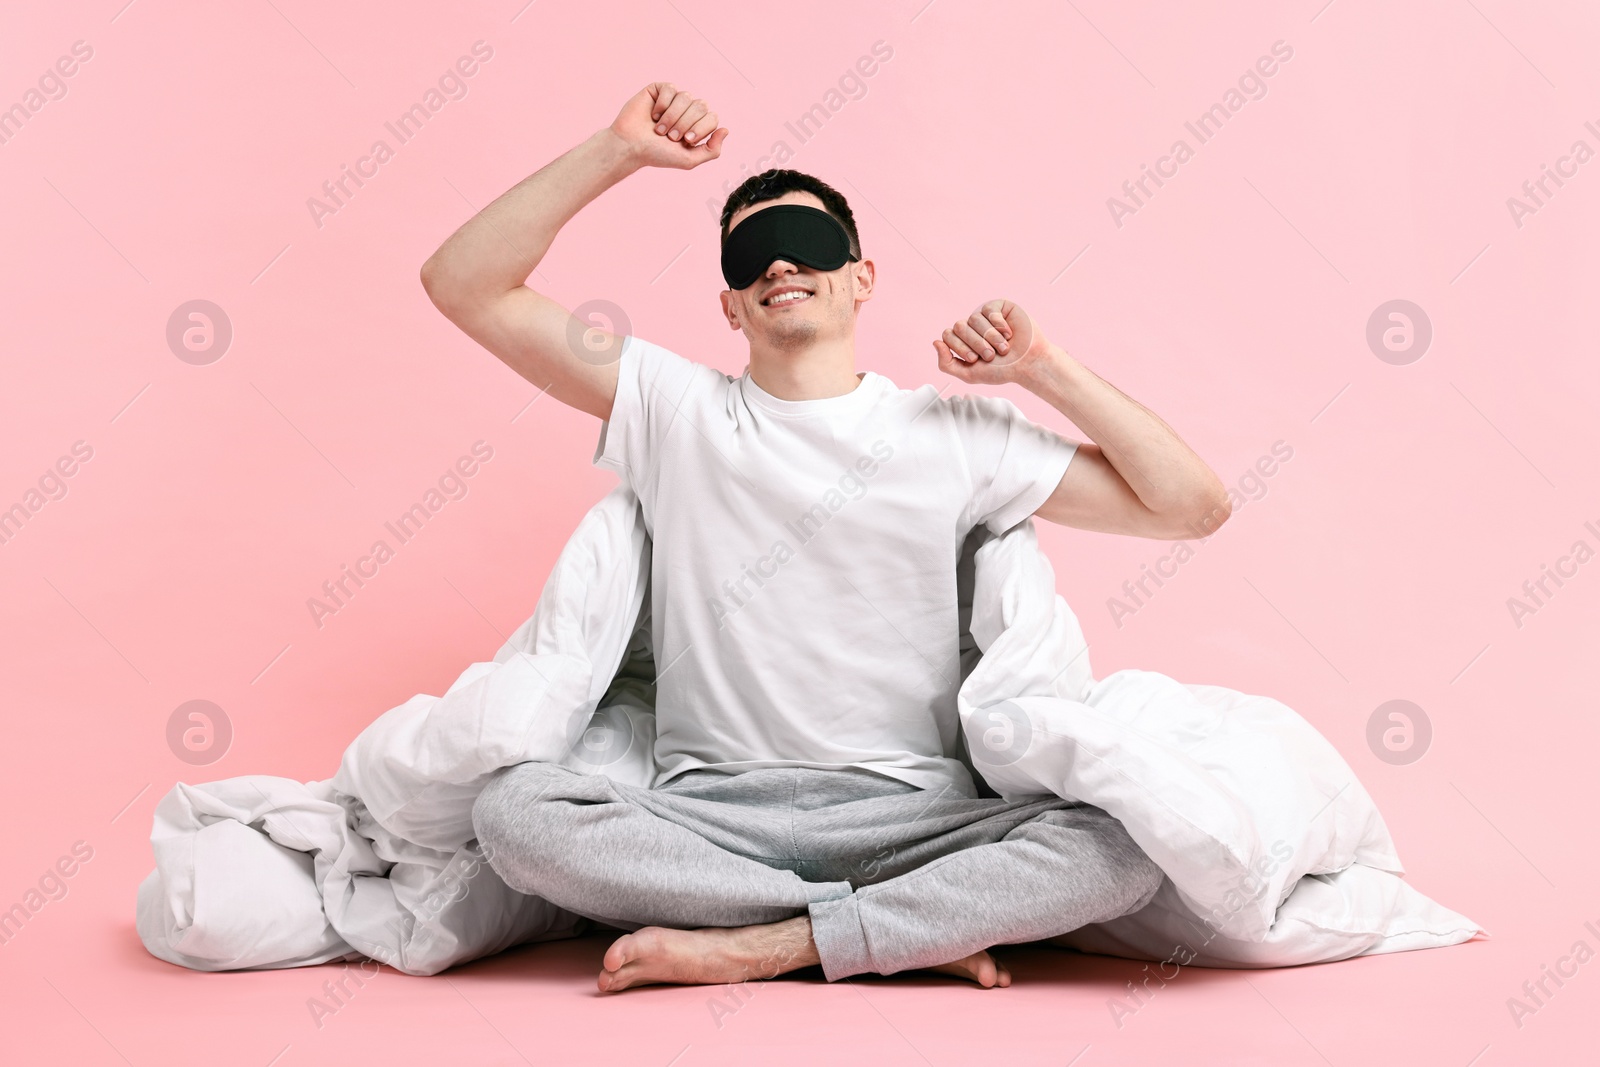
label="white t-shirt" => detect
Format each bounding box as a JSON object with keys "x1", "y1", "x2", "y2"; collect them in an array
[{"x1": 593, "y1": 335, "x2": 1078, "y2": 796}]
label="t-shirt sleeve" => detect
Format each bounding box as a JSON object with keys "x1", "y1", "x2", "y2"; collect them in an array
[
  {"x1": 593, "y1": 335, "x2": 718, "y2": 500},
  {"x1": 948, "y1": 393, "x2": 1080, "y2": 535}
]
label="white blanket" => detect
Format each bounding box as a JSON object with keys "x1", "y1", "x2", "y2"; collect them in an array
[{"x1": 137, "y1": 484, "x2": 1480, "y2": 975}]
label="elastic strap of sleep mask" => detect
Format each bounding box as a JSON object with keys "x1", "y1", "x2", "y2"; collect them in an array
[{"x1": 720, "y1": 204, "x2": 858, "y2": 290}]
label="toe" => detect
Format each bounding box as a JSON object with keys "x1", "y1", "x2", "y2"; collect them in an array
[
  {"x1": 974, "y1": 952, "x2": 999, "y2": 988},
  {"x1": 602, "y1": 933, "x2": 636, "y2": 973},
  {"x1": 605, "y1": 928, "x2": 668, "y2": 973},
  {"x1": 599, "y1": 962, "x2": 646, "y2": 993}
]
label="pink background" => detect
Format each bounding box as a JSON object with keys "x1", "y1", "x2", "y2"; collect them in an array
[{"x1": 3, "y1": 0, "x2": 1597, "y2": 1063}]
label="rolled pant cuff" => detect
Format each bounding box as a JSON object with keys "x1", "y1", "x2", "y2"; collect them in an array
[{"x1": 808, "y1": 894, "x2": 872, "y2": 981}]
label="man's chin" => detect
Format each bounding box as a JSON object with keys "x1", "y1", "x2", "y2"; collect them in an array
[{"x1": 762, "y1": 320, "x2": 820, "y2": 350}]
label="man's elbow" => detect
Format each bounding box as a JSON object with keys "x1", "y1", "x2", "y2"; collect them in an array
[
  {"x1": 420, "y1": 257, "x2": 522, "y2": 324},
  {"x1": 419, "y1": 254, "x2": 458, "y2": 314},
  {"x1": 1158, "y1": 487, "x2": 1232, "y2": 540},
  {"x1": 420, "y1": 252, "x2": 490, "y2": 320}
]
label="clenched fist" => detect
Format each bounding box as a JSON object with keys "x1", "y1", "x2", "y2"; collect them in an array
[
  {"x1": 934, "y1": 299, "x2": 1052, "y2": 385},
  {"x1": 611, "y1": 82, "x2": 728, "y2": 169}
]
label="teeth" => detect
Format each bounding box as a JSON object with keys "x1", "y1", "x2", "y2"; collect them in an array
[{"x1": 768, "y1": 290, "x2": 810, "y2": 305}]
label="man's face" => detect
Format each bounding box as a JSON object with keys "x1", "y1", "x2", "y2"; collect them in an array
[{"x1": 719, "y1": 191, "x2": 874, "y2": 351}]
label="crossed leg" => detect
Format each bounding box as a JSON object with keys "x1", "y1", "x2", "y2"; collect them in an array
[{"x1": 472, "y1": 761, "x2": 1162, "y2": 992}]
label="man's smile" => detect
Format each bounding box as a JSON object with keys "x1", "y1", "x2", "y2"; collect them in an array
[{"x1": 762, "y1": 285, "x2": 813, "y2": 307}]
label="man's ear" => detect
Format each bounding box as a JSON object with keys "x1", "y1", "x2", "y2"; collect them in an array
[
  {"x1": 851, "y1": 258, "x2": 876, "y2": 306},
  {"x1": 719, "y1": 289, "x2": 741, "y2": 330}
]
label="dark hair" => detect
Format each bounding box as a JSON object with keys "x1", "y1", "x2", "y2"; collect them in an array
[{"x1": 718, "y1": 169, "x2": 862, "y2": 260}]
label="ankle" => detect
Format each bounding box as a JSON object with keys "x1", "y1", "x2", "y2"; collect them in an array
[{"x1": 740, "y1": 917, "x2": 820, "y2": 978}]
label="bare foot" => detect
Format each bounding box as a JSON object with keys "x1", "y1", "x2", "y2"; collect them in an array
[
  {"x1": 597, "y1": 918, "x2": 818, "y2": 993},
  {"x1": 597, "y1": 921, "x2": 1014, "y2": 993},
  {"x1": 924, "y1": 949, "x2": 1012, "y2": 988}
]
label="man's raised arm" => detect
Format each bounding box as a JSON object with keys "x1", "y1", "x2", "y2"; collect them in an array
[
  {"x1": 934, "y1": 298, "x2": 1232, "y2": 540},
  {"x1": 420, "y1": 83, "x2": 727, "y2": 422}
]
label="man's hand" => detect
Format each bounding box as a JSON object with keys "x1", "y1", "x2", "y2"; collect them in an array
[
  {"x1": 933, "y1": 299, "x2": 1052, "y2": 386},
  {"x1": 610, "y1": 82, "x2": 728, "y2": 169}
]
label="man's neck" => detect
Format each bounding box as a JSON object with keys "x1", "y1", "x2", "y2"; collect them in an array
[{"x1": 746, "y1": 337, "x2": 863, "y2": 401}]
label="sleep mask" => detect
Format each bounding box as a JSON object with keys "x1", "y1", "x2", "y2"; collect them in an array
[{"x1": 720, "y1": 204, "x2": 859, "y2": 290}]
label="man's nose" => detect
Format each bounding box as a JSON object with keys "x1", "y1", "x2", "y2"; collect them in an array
[{"x1": 765, "y1": 258, "x2": 799, "y2": 277}]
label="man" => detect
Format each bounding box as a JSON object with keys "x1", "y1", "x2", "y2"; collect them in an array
[{"x1": 421, "y1": 82, "x2": 1231, "y2": 993}]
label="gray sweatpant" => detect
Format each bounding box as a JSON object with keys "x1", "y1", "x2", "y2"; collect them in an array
[{"x1": 472, "y1": 761, "x2": 1162, "y2": 981}]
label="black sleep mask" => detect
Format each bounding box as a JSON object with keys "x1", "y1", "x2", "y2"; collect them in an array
[{"x1": 720, "y1": 204, "x2": 859, "y2": 290}]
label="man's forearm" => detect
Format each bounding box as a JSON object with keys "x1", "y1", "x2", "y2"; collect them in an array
[
  {"x1": 1019, "y1": 344, "x2": 1226, "y2": 518},
  {"x1": 421, "y1": 128, "x2": 642, "y2": 306}
]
